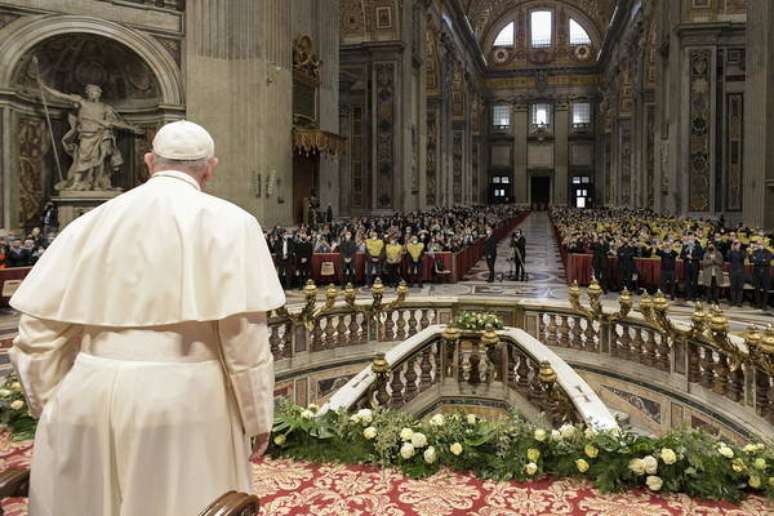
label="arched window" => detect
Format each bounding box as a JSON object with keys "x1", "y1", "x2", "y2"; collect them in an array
[
  {"x1": 569, "y1": 18, "x2": 591, "y2": 45},
  {"x1": 530, "y1": 10, "x2": 552, "y2": 48},
  {"x1": 493, "y1": 21, "x2": 515, "y2": 47}
]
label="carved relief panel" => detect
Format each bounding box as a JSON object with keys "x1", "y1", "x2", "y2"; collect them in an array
[{"x1": 688, "y1": 48, "x2": 712, "y2": 212}]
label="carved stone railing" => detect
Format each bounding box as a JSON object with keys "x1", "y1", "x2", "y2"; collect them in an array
[
  {"x1": 110, "y1": 0, "x2": 183, "y2": 10},
  {"x1": 322, "y1": 325, "x2": 619, "y2": 431}
]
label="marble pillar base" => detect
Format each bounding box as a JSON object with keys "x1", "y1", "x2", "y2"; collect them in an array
[{"x1": 53, "y1": 190, "x2": 122, "y2": 227}]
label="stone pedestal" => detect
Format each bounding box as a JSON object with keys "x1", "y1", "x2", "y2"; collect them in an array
[{"x1": 53, "y1": 190, "x2": 122, "y2": 227}]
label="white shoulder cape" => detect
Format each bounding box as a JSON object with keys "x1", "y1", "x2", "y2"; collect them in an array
[{"x1": 11, "y1": 172, "x2": 286, "y2": 327}]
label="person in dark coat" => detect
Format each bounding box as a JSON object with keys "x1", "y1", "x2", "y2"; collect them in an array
[
  {"x1": 617, "y1": 239, "x2": 638, "y2": 292},
  {"x1": 750, "y1": 241, "x2": 772, "y2": 310},
  {"x1": 4, "y1": 239, "x2": 29, "y2": 268},
  {"x1": 656, "y1": 241, "x2": 678, "y2": 299},
  {"x1": 591, "y1": 234, "x2": 610, "y2": 293},
  {"x1": 701, "y1": 244, "x2": 723, "y2": 304},
  {"x1": 42, "y1": 201, "x2": 59, "y2": 236},
  {"x1": 512, "y1": 229, "x2": 527, "y2": 281},
  {"x1": 484, "y1": 226, "x2": 498, "y2": 283},
  {"x1": 727, "y1": 240, "x2": 746, "y2": 306},
  {"x1": 272, "y1": 232, "x2": 293, "y2": 289},
  {"x1": 680, "y1": 235, "x2": 703, "y2": 301},
  {"x1": 294, "y1": 234, "x2": 314, "y2": 289},
  {"x1": 339, "y1": 231, "x2": 358, "y2": 286}
]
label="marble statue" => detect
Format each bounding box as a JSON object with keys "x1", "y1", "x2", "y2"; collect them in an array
[{"x1": 38, "y1": 81, "x2": 144, "y2": 192}]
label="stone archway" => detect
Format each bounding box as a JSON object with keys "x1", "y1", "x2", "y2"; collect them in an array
[{"x1": 0, "y1": 15, "x2": 184, "y2": 229}]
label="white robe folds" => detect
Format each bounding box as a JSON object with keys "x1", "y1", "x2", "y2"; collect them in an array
[{"x1": 8, "y1": 171, "x2": 285, "y2": 516}]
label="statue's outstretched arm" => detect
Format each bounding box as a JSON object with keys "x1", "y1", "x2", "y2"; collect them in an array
[{"x1": 39, "y1": 83, "x2": 81, "y2": 105}]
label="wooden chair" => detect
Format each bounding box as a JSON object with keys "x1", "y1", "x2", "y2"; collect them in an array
[
  {"x1": 0, "y1": 468, "x2": 259, "y2": 516},
  {"x1": 433, "y1": 257, "x2": 452, "y2": 283}
]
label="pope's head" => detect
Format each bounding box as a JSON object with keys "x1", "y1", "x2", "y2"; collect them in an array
[{"x1": 145, "y1": 120, "x2": 218, "y2": 188}]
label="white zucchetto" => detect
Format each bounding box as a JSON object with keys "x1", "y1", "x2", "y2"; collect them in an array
[{"x1": 152, "y1": 120, "x2": 215, "y2": 160}]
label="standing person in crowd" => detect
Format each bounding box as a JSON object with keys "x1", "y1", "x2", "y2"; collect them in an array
[
  {"x1": 701, "y1": 244, "x2": 723, "y2": 304},
  {"x1": 751, "y1": 240, "x2": 772, "y2": 310},
  {"x1": 681, "y1": 234, "x2": 703, "y2": 302},
  {"x1": 365, "y1": 231, "x2": 385, "y2": 286},
  {"x1": 5, "y1": 239, "x2": 29, "y2": 268},
  {"x1": 617, "y1": 239, "x2": 638, "y2": 293},
  {"x1": 339, "y1": 230, "x2": 358, "y2": 286},
  {"x1": 484, "y1": 225, "x2": 497, "y2": 283},
  {"x1": 728, "y1": 240, "x2": 746, "y2": 306},
  {"x1": 406, "y1": 235, "x2": 425, "y2": 288},
  {"x1": 273, "y1": 232, "x2": 293, "y2": 289},
  {"x1": 656, "y1": 240, "x2": 679, "y2": 300},
  {"x1": 41, "y1": 201, "x2": 58, "y2": 237},
  {"x1": 591, "y1": 234, "x2": 610, "y2": 293},
  {"x1": 385, "y1": 234, "x2": 404, "y2": 287},
  {"x1": 512, "y1": 229, "x2": 527, "y2": 281},
  {"x1": 294, "y1": 234, "x2": 313, "y2": 288}
]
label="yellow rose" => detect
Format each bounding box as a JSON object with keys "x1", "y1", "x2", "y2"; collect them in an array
[
  {"x1": 527, "y1": 448, "x2": 541, "y2": 462},
  {"x1": 363, "y1": 426, "x2": 377, "y2": 440},
  {"x1": 748, "y1": 475, "x2": 761, "y2": 489},
  {"x1": 660, "y1": 448, "x2": 677, "y2": 465},
  {"x1": 450, "y1": 442, "x2": 463, "y2": 456},
  {"x1": 584, "y1": 445, "x2": 599, "y2": 459},
  {"x1": 533, "y1": 429, "x2": 547, "y2": 442},
  {"x1": 629, "y1": 458, "x2": 646, "y2": 476},
  {"x1": 575, "y1": 459, "x2": 590, "y2": 473},
  {"x1": 718, "y1": 445, "x2": 734, "y2": 459},
  {"x1": 732, "y1": 459, "x2": 745, "y2": 473},
  {"x1": 273, "y1": 434, "x2": 286, "y2": 446},
  {"x1": 10, "y1": 400, "x2": 24, "y2": 410},
  {"x1": 754, "y1": 458, "x2": 767, "y2": 470},
  {"x1": 10, "y1": 382, "x2": 21, "y2": 392}
]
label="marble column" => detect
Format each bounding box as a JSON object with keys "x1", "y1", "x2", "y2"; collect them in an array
[
  {"x1": 553, "y1": 101, "x2": 569, "y2": 206},
  {"x1": 513, "y1": 102, "x2": 529, "y2": 204},
  {"x1": 185, "y1": 0, "x2": 293, "y2": 226},
  {"x1": 744, "y1": 0, "x2": 774, "y2": 229}
]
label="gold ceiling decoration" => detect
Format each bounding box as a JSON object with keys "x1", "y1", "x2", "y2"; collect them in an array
[
  {"x1": 292, "y1": 128, "x2": 347, "y2": 159},
  {"x1": 465, "y1": 0, "x2": 618, "y2": 43}
]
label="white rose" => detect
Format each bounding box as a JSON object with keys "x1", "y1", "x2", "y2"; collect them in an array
[
  {"x1": 660, "y1": 448, "x2": 677, "y2": 465},
  {"x1": 450, "y1": 442, "x2": 463, "y2": 456},
  {"x1": 349, "y1": 414, "x2": 361, "y2": 424},
  {"x1": 357, "y1": 408, "x2": 373, "y2": 424},
  {"x1": 400, "y1": 442, "x2": 416, "y2": 459},
  {"x1": 400, "y1": 428, "x2": 415, "y2": 442},
  {"x1": 423, "y1": 446, "x2": 437, "y2": 464},
  {"x1": 584, "y1": 428, "x2": 597, "y2": 440},
  {"x1": 642, "y1": 455, "x2": 658, "y2": 475},
  {"x1": 10, "y1": 400, "x2": 24, "y2": 411},
  {"x1": 629, "y1": 458, "x2": 646, "y2": 476},
  {"x1": 534, "y1": 428, "x2": 547, "y2": 442},
  {"x1": 646, "y1": 475, "x2": 663, "y2": 491},
  {"x1": 525, "y1": 462, "x2": 538, "y2": 476},
  {"x1": 466, "y1": 414, "x2": 477, "y2": 425},
  {"x1": 430, "y1": 413, "x2": 445, "y2": 427},
  {"x1": 743, "y1": 443, "x2": 758, "y2": 453},
  {"x1": 551, "y1": 430, "x2": 562, "y2": 442},
  {"x1": 718, "y1": 446, "x2": 734, "y2": 459},
  {"x1": 754, "y1": 458, "x2": 767, "y2": 470},
  {"x1": 10, "y1": 382, "x2": 21, "y2": 392},
  {"x1": 411, "y1": 432, "x2": 428, "y2": 449},
  {"x1": 301, "y1": 409, "x2": 314, "y2": 419},
  {"x1": 363, "y1": 426, "x2": 377, "y2": 440},
  {"x1": 559, "y1": 424, "x2": 576, "y2": 440}
]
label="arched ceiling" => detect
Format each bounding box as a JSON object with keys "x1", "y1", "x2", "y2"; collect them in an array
[{"x1": 463, "y1": 0, "x2": 618, "y2": 43}]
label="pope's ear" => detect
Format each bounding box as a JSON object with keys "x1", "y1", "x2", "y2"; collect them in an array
[{"x1": 144, "y1": 152, "x2": 155, "y2": 171}]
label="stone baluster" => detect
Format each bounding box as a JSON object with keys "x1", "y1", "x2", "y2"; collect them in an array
[
  {"x1": 384, "y1": 311, "x2": 395, "y2": 341},
  {"x1": 559, "y1": 316, "x2": 571, "y2": 348},
  {"x1": 571, "y1": 316, "x2": 583, "y2": 350},
  {"x1": 699, "y1": 347, "x2": 714, "y2": 389},
  {"x1": 645, "y1": 330, "x2": 658, "y2": 366},
  {"x1": 420, "y1": 309, "x2": 430, "y2": 330},
  {"x1": 506, "y1": 346, "x2": 516, "y2": 388},
  {"x1": 767, "y1": 377, "x2": 774, "y2": 424},
  {"x1": 269, "y1": 324, "x2": 281, "y2": 360},
  {"x1": 633, "y1": 327, "x2": 646, "y2": 364},
  {"x1": 397, "y1": 311, "x2": 407, "y2": 340},
  {"x1": 584, "y1": 318, "x2": 597, "y2": 352},
  {"x1": 516, "y1": 351, "x2": 531, "y2": 391},
  {"x1": 728, "y1": 365, "x2": 744, "y2": 402},
  {"x1": 408, "y1": 310, "x2": 419, "y2": 336},
  {"x1": 756, "y1": 369, "x2": 770, "y2": 418},
  {"x1": 468, "y1": 343, "x2": 482, "y2": 385},
  {"x1": 312, "y1": 319, "x2": 323, "y2": 351},
  {"x1": 349, "y1": 313, "x2": 360, "y2": 345},
  {"x1": 389, "y1": 365, "x2": 405, "y2": 408},
  {"x1": 656, "y1": 334, "x2": 670, "y2": 371},
  {"x1": 324, "y1": 317, "x2": 336, "y2": 348},
  {"x1": 619, "y1": 326, "x2": 632, "y2": 360},
  {"x1": 336, "y1": 315, "x2": 348, "y2": 347},
  {"x1": 419, "y1": 345, "x2": 433, "y2": 391},
  {"x1": 404, "y1": 356, "x2": 418, "y2": 401},
  {"x1": 712, "y1": 354, "x2": 730, "y2": 396},
  {"x1": 545, "y1": 315, "x2": 559, "y2": 347},
  {"x1": 365, "y1": 313, "x2": 375, "y2": 342}
]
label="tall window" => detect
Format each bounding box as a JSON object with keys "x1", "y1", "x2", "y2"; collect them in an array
[
  {"x1": 569, "y1": 19, "x2": 591, "y2": 45},
  {"x1": 494, "y1": 21, "x2": 515, "y2": 47},
  {"x1": 572, "y1": 102, "x2": 591, "y2": 126},
  {"x1": 492, "y1": 104, "x2": 511, "y2": 129},
  {"x1": 530, "y1": 10, "x2": 552, "y2": 48},
  {"x1": 531, "y1": 103, "x2": 552, "y2": 127}
]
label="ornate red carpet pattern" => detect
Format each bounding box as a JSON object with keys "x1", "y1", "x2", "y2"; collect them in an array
[{"x1": 0, "y1": 435, "x2": 771, "y2": 515}]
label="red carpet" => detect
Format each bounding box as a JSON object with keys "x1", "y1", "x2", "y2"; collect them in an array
[{"x1": 1, "y1": 435, "x2": 771, "y2": 515}]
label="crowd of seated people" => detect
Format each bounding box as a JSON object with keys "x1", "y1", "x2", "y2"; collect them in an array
[
  {"x1": 266, "y1": 205, "x2": 524, "y2": 290},
  {"x1": 551, "y1": 207, "x2": 774, "y2": 310},
  {"x1": 0, "y1": 227, "x2": 56, "y2": 269}
]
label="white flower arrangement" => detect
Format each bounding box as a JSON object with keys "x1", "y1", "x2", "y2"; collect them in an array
[
  {"x1": 559, "y1": 424, "x2": 576, "y2": 440},
  {"x1": 300, "y1": 409, "x2": 314, "y2": 419},
  {"x1": 449, "y1": 442, "x2": 463, "y2": 456},
  {"x1": 429, "y1": 413, "x2": 445, "y2": 427},
  {"x1": 646, "y1": 475, "x2": 663, "y2": 491},
  {"x1": 466, "y1": 414, "x2": 477, "y2": 425},
  {"x1": 660, "y1": 448, "x2": 677, "y2": 465},
  {"x1": 363, "y1": 427, "x2": 377, "y2": 440},
  {"x1": 533, "y1": 428, "x2": 547, "y2": 442},
  {"x1": 628, "y1": 458, "x2": 646, "y2": 476},
  {"x1": 400, "y1": 428, "x2": 414, "y2": 441},
  {"x1": 550, "y1": 429, "x2": 561, "y2": 442},
  {"x1": 718, "y1": 444, "x2": 735, "y2": 459},
  {"x1": 400, "y1": 442, "x2": 415, "y2": 459},
  {"x1": 527, "y1": 448, "x2": 541, "y2": 462},
  {"x1": 410, "y1": 432, "x2": 428, "y2": 449},
  {"x1": 423, "y1": 446, "x2": 437, "y2": 464},
  {"x1": 642, "y1": 455, "x2": 658, "y2": 475},
  {"x1": 525, "y1": 462, "x2": 538, "y2": 476}
]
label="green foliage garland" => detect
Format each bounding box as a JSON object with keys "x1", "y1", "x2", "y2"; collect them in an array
[
  {"x1": 0, "y1": 372, "x2": 36, "y2": 441},
  {"x1": 270, "y1": 400, "x2": 774, "y2": 504}
]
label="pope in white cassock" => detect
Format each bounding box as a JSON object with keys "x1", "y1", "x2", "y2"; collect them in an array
[{"x1": 8, "y1": 120, "x2": 286, "y2": 515}]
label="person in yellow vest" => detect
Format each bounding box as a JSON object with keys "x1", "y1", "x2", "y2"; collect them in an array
[
  {"x1": 385, "y1": 234, "x2": 405, "y2": 288},
  {"x1": 406, "y1": 235, "x2": 425, "y2": 288},
  {"x1": 365, "y1": 231, "x2": 385, "y2": 287}
]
